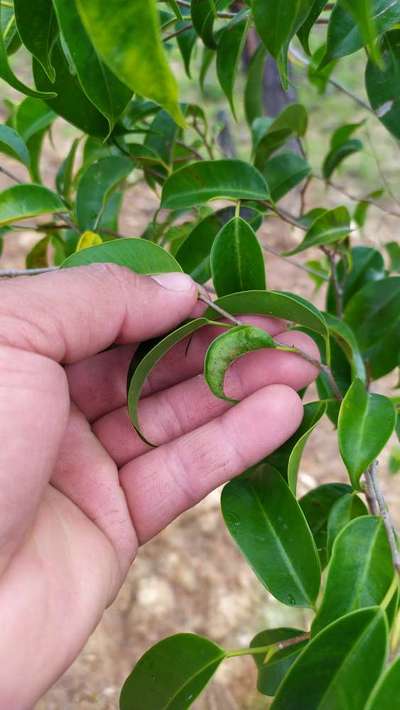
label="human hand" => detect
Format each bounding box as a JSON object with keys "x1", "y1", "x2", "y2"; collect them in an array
[{"x1": 0, "y1": 265, "x2": 319, "y2": 708}]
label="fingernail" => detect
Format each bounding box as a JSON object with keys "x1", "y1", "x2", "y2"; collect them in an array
[{"x1": 151, "y1": 272, "x2": 195, "y2": 291}]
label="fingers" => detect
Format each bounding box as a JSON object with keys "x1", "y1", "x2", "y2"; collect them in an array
[
  {"x1": 94, "y1": 330, "x2": 319, "y2": 466},
  {"x1": 67, "y1": 314, "x2": 287, "y2": 421},
  {"x1": 119, "y1": 384, "x2": 304, "y2": 543},
  {"x1": 0, "y1": 266, "x2": 197, "y2": 363}
]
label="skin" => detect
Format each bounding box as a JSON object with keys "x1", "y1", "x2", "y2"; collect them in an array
[{"x1": 0, "y1": 264, "x2": 319, "y2": 708}]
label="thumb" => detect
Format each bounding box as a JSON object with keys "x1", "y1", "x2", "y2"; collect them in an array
[{"x1": 0, "y1": 265, "x2": 198, "y2": 363}]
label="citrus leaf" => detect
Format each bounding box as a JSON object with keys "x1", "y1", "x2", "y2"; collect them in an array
[
  {"x1": 52, "y1": 0, "x2": 131, "y2": 134},
  {"x1": 285, "y1": 206, "x2": 351, "y2": 256},
  {"x1": 76, "y1": 0, "x2": 184, "y2": 125},
  {"x1": 127, "y1": 318, "x2": 211, "y2": 445},
  {"x1": 161, "y1": 160, "x2": 269, "y2": 209},
  {"x1": 120, "y1": 633, "x2": 225, "y2": 710},
  {"x1": 0, "y1": 184, "x2": 64, "y2": 226},
  {"x1": 312, "y1": 516, "x2": 393, "y2": 635},
  {"x1": 210, "y1": 217, "x2": 266, "y2": 297},
  {"x1": 338, "y1": 378, "x2": 396, "y2": 489},
  {"x1": 272, "y1": 607, "x2": 388, "y2": 709},
  {"x1": 221, "y1": 463, "x2": 321, "y2": 607},
  {"x1": 204, "y1": 325, "x2": 277, "y2": 403}
]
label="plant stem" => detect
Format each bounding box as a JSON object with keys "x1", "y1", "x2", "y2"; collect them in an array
[
  {"x1": 163, "y1": 22, "x2": 193, "y2": 42},
  {"x1": 0, "y1": 267, "x2": 58, "y2": 278},
  {"x1": 279, "y1": 344, "x2": 342, "y2": 401},
  {"x1": 262, "y1": 243, "x2": 330, "y2": 281},
  {"x1": 316, "y1": 175, "x2": 400, "y2": 219},
  {"x1": 226, "y1": 633, "x2": 310, "y2": 659},
  {"x1": 321, "y1": 247, "x2": 344, "y2": 317},
  {"x1": 0, "y1": 164, "x2": 23, "y2": 184},
  {"x1": 364, "y1": 461, "x2": 400, "y2": 574},
  {"x1": 198, "y1": 289, "x2": 242, "y2": 326},
  {"x1": 266, "y1": 202, "x2": 306, "y2": 231}
]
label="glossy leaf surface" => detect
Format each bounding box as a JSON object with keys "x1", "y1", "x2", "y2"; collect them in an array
[
  {"x1": 250, "y1": 628, "x2": 308, "y2": 697},
  {"x1": 263, "y1": 152, "x2": 311, "y2": 203},
  {"x1": 0, "y1": 124, "x2": 30, "y2": 167},
  {"x1": 75, "y1": 156, "x2": 133, "y2": 231},
  {"x1": 216, "y1": 16, "x2": 248, "y2": 118},
  {"x1": 62, "y1": 237, "x2": 182, "y2": 273},
  {"x1": 366, "y1": 656, "x2": 400, "y2": 709},
  {"x1": 344, "y1": 276, "x2": 400, "y2": 351},
  {"x1": 0, "y1": 184, "x2": 64, "y2": 226},
  {"x1": 327, "y1": 493, "x2": 368, "y2": 555},
  {"x1": 285, "y1": 206, "x2": 351, "y2": 255},
  {"x1": 299, "y1": 483, "x2": 352, "y2": 567},
  {"x1": 366, "y1": 30, "x2": 400, "y2": 138},
  {"x1": 211, "y1": 217, "x2": 266, "y2": 297},
  {"x1": 221, "y1": 463, "x2": 321, "y2": 607},
  {"x1": 120, "y1": 633, "x2": 225, "y2": 710},
  {"x1": 14, "y1": 0, "x2": 57, "y2": 80}
]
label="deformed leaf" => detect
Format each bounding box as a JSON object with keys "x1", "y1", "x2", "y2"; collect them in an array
[
  {"x1": 221, "y1": 463, "x2": 321, "y2": 607},
  {"x1": 210, "y1": 217, "x2": 266, "y2": 297},
  {"x1": 203, "y1": 290, "x2": 328, "y2": 342},
  {"x1": 0, "y1": 184, "x2": 64, "y2": 227},
  {"x1": 338, "y1": 378, "x2": 396, "y2": 489},
  {"x1": 75, "y1": 156, "x2": 133, "y2": 231},
  {"x1": 127, "y1": 318, "x2": 211, "y2": 444},
  {"x1": 75, "y1": 231, "x2": 102, "y2": 251},
  {"x1": 119, "y1": 633, "x2": 225, "y2": 710},
  {"x1": 366, "y1": 656, "x2": 400, "y2": 709},
  {"x1": 250, "y1": 628, "x2": 308, "y2": 697},
  {"x1": 272, "y1": 607, "x2": 388, "y2": 709},
  {"x1": 327, "y1": 492, "x2": 368, "y2": 555},
  {"x1": 312, "y1": 516, "x2": 393, "y2": 635},
  {"x1": 76, "y1": 0, "x2": 184, "y2": 125},
  {"x1": 285, "y1": 206, "x2": 351, "y2": 256},
  {"x1": 204, "y1": 325, "x2": 277, "y2": 403},
  {"x1": 300, "y1": 483, "x2": 353, "y2": 568},
  {"x1": 161, "y1": 160, "x2": 269, "y2": 209}
]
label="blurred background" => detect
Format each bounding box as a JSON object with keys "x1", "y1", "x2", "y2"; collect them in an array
[{"x1": 1, "y1": 24, "x2": 400, "y2": 708}]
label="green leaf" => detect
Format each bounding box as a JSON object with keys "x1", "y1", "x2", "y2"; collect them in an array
[
  {"x1": 56, "y1": 138, "x2": 80, "y2": 203},
  {"x1": 204, "y1": 325, "x2": 276, "y2": 403},
  {"x1": 0, "y1": 124, "x2": 30, "y2": 167},
  {"x1": 326, "y1": 245, "x2": 385, "y2": 313},
  {"x1": 15, "y1": 97, "x2": 56, "y2": 142},
  {"x1": 127, "y1": 318, "x2": 210, "y2": 445},
  {"x1": 75, "y1": 156, "x2": 133, "y2": 231},
  {"x1": 322, "y1": 0, "x2": 400, "y2": 66},
  {"x1": 344, "y1": 276, "x2": 400, "y2": 350},
  {"x1": 338, "y1": 378, "x2": 396, "y2": 488},
  {"x1": 300, "y1": 483, "x2": 353, "y2": 568},
  {"x1": 176, "y1": 23, "x2": 198, "y2": 78},
  {"x1": 25, "y1": 234, "x2": 50, "y2": 268},
  {"x1": 325, "y1": 312, "x2": 367, "y2": 383},
  {"x1": 161, "y1": 160, "x2": 269, "y2": 210},
  {"x1": 119, "y1": 633, "x2": 225, "y2": 710},
  {"x1": 164, "y1": 0, "x2": 183, "y2": 21},
  {"x1": 340, "y1": 0, "x2": 380, "y2": 63},
  {"x1": 244, "y1": 44, "x2": 266, "y2": 127},
  {"x1": 323, "y1": 139, "x2": 363, "y2": 179},
  {"x1": 33, "y1": 39, "x2": 110, "y2": 138},
  {"x1": 267, "y1": 401, "x2": 328, "y2": 494},
  {"x1": 313, "y1": 517, "x2": 393, "y2": 635},
  {"x1": 272, "y1": 607, "x2": 388, "y2": 709},
  {"x1": 250, "y1": 628, "x2": 308, "y2": 697},
  {"x1": 145, "y1": 109, "x2": 179, "y2": 170},
  {"x1": 210, "y1": 217, "x2": 266, "y2": 297},
  {"x1": 366, "y1": 30, "x2": 400, "y2": 139},
  {"x1": 51, "y1": 0, "x2": 131, "y2": 134},
  {"x1": 327, "y1": 493, "x2": 368, "y2": 555},
  {"x1": 190, "y1": 0, "x2": 230, "y2": 48},
  {"x1": 0, "y1": 184, "x2": 64, "y2": 227},
  {"x1": 285, "y1": 206, "x2": 351, "y2": 256},
  {"x1": 216, "y1": 15, "x2": 248, "y2": 118},
  {"x1": 14, "y1": 0, "x2": 57, "y2": 80},
  {"x1": 253, "y1": 0, "x2": 315, "y2": 59},
  {"x1": 386, "y1": 240, "x2": 400, "y2": 272},
  {"x1": 297, "y1": 0, "x2": 327, "y2": 54},
  {"x1": 263, "y1": 151, "x2": 311, "y2": 202},
  {"x1": 175, "y1": 207, "x2": 261, "y2": 283},
  {"x1": 362, "y1": 320, "x2": 400, "y2": 380},
  {"x1": 366, "y1": 655, "x2": 400, "y2": 708},
  {"x1": 354, "y1": 189, "x2": 384, "y2": 228},
  {"x1": 222, "y1": 463, "x2": 321, "y2": 607},
  {"x1": 62, "y1": 236, "x2": 182, "y2": 273},
  {"x1": 253, "y1": 104, "x2": 308, "y2": 170},
  {"x1": 203, "y1": 290, "x2": 328, "y2": 342},
  {"x1": 0, "y1": 7, "x2": 55, "y2": 99},
  {"x1": 76, "y1": 0, "x2": 184, "y2": 126}
]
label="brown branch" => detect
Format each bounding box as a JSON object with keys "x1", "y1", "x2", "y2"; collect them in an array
[
  {"x1": 262, "y1": 243, "x2": 330, "y2": 281},
  {"x1": 0, "y1": 267, "x2": 58, "y2": 278},
  {"x1": 0, "y1": 165, "x2": 23, "y2": 184},
  {"x1": 365, "y1": 461, "x2": 400, "y2": 574},
  {"x1": 163, "y1": 22, "x2": 193, "y2": 42}
]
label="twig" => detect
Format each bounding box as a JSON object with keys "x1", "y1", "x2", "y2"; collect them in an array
[
  {"x1": 163, "y1": 23, "x2": 193, "y2": 42},
  {"x1": 364, "y1": 461, "x2": 400, "y2": 573},
  {"x1": 262, "y1": 242, "x2": 330, "y2": 281},
  {"x1": 321, "y1": 246, "x2": 344, "y2": 317},
  {"x1": 0, "y1": 267, "x2": 58, "y2": 278},
  {"x1": 0, "y1": 165, "x2": 23, "y2": 184},
  {"x1": 226, "y1": 632, "x2": 310, "y2": 658},
  {"x1": 198, "y1": 288, "x2": 242, "y2": 326},
  {"x1": 317, "y1": 175, "x2": 400, "y2": 219},
  {"x1": 265, "y1": 202, "x2": 306, "y2": 231},
  {"x1": 284, "y1": 344, "x2": 343, "y2": 401}
]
